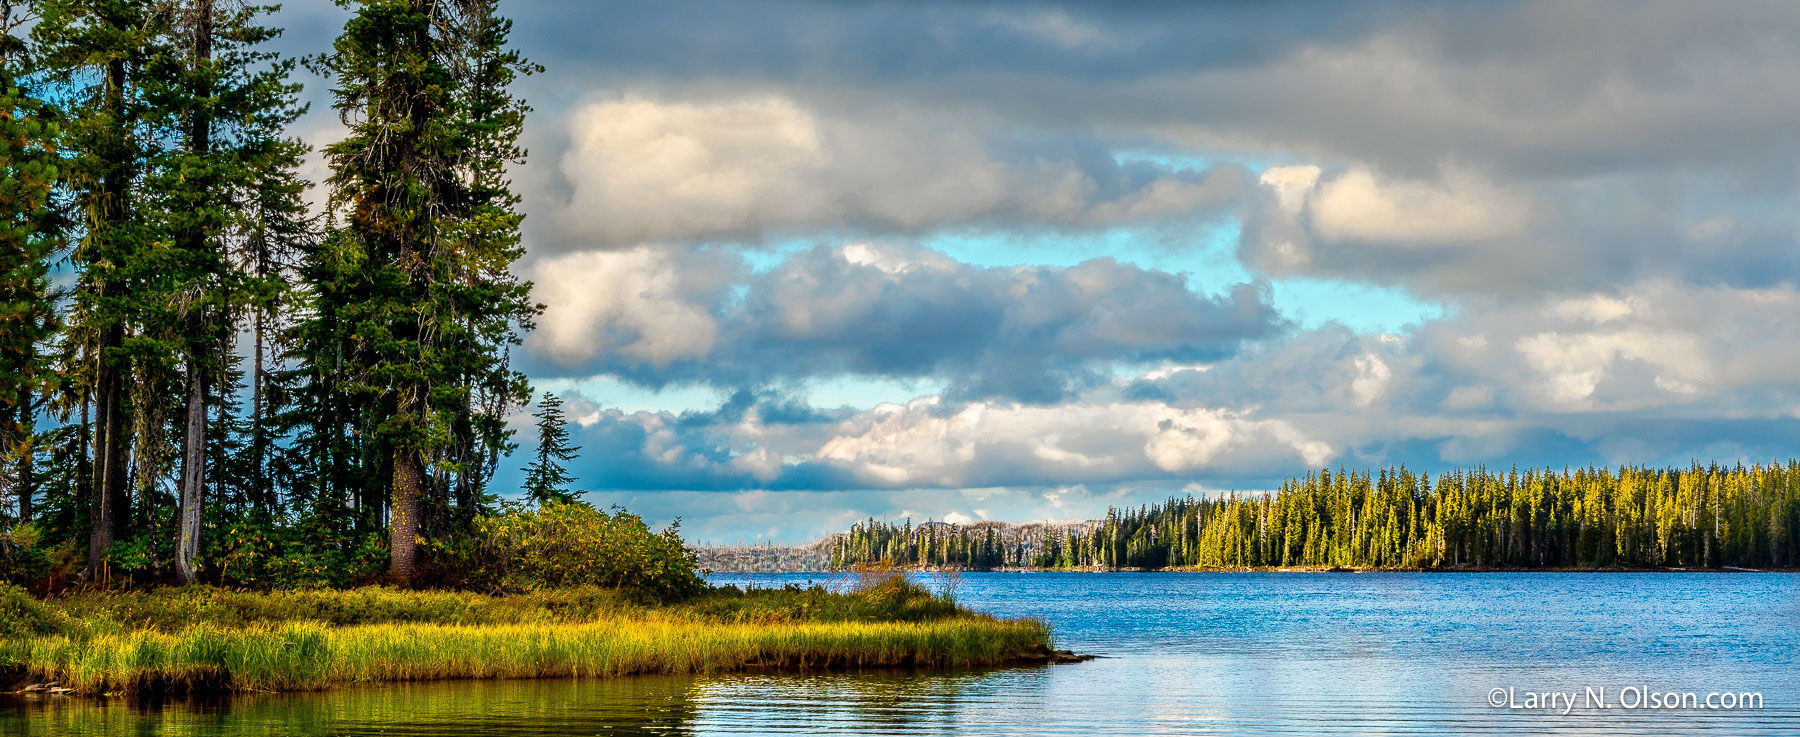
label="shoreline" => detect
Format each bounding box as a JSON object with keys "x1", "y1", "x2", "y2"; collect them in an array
[
  {"x1": 2, "y1": 618, "x2": 1064, "y2": 697},
  {"x1": 0, "y1": 584, "x2": 1064, "y2": 697}
]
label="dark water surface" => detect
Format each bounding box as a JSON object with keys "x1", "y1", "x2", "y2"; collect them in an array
[{"x1": 5, "y1": 572, "x2": 1798, "y2": 735}]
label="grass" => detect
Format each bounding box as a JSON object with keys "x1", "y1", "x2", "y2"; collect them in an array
[{"x1": 0, "y1": 579, "x2": 1053, "y2": 695}]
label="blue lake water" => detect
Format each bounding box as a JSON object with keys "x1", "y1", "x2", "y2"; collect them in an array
[{"x1": 6, "y1": 572, "x2": 1799, "y2": 735}]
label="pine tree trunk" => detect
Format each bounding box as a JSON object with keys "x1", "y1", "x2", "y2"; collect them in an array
[
  {"x1": 0, "y1": 400, "x2": 15, "y2": 521},
  {"x1": 176, "y1": 355, "x2": 205, "y2": 584},
  {"x1": 85, "y1": 44, "x2": 133, "y2": 580},
  {"x1": 88, "y1": 329, "x2": 128, "y2": 578},
  {"x1": 174, "y1": 0, "x2": 214, "y2": 586},
  {"x1": 16, "y1": 385, "x2": 30, "y2": 523},
  {"x1": 390, "y1": 442, "x2": 423, "y2": 586},
  {"x1": 251, "y1": 309, "x2": 266, "y2": 510},
  {"x1": 78, "y1": 395, "x2": 89, "y2": 514}
]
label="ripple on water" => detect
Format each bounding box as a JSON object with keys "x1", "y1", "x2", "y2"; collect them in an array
[{"x1": 5, "y1": 572, "x2": 1799, "y2": 736}]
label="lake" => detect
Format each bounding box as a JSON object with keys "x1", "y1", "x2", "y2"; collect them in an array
[{"x1": 5, "y1": 572, "x2": 1799, "y2": 735}]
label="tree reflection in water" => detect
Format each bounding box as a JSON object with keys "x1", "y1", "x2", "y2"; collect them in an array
[{"x1": 1, "y1": 667, "x2": 1049, "y2": 736}]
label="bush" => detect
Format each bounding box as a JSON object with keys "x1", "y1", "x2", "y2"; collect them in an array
[
  {"x1": 203, "y1": 508, "x2": 389, "y2": 589},
  {"x1": 686, "y1": 574, "x2": 961, "y2": 624},
  {"x1": 0, "y1": 522, "x2": 51, "y2": 588},
  {"x1": 0, "y1": 582, "x2": 64, "y2": 638},
  {"x1": 438, "y1": 502, "x2": 704, "y2": 603}
]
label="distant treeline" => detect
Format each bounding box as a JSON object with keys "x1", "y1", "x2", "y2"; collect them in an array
[
  {"x1": 831, "y1": 463, "x2": 1800, "y2": 570},
  {"x1": 693, "y1": 541, "x2": 834, "y2": 573}
]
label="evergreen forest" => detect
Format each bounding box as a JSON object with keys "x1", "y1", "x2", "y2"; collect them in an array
[
  {"x1": 831, "y1": 464, "x2": 1800, "y2": 570},
  {"x1": 0, "y1": 0, "x2": 601, "y2": 589}
]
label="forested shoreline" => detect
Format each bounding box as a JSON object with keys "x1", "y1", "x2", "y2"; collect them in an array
[{"x1": 830, "y1": 463, "x2": 1800, "y2": 571}]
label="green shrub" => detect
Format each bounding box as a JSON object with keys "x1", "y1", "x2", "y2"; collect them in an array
[
  {"x1": 0, "y1": 582, "x2": 64, "y2": 638},
  {"x1": 0, "y1": 523, "x2": 50, "y2": 587},
  {"x1": 436, "y1": 502, "x2": 704, "y2": 602},
  {"x1": 686, "y1": 575, "x2": 960, "y2": 624},
  {"x1": 203, "y1": 508, "x2": 389, "y2": 590}
]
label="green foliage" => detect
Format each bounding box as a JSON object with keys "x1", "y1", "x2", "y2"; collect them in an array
[
  {"x1": 0, "y1": 0, "x2": 706, "y2": 602},
  {"x1": 0, "y1": 26, "x2": 64, "y2": 529},
  {"x1": 836, "y1": 463, "x2": 1800, "y2": 570},
  {"x1": 0, "y1": 582, "x2": 62, "y2": 638},
  {"x1": 201, "y1": 511, "x2": 389, "y2": 590},
  {"x1": 523, "y1": 392, "x2": 581, "y2": 505},
  {"x1": 1, "y1": 522, "x2": 49, "y2": 585},
  {"x1": 445, "y1": 502, "x2": 704, "y2": 602},
  {"x1": 273, "y1": 0, "x2": 541, "y2": 582},
  {"x1": 688, "y1": 576, "x2": 961, "y2": 624}
]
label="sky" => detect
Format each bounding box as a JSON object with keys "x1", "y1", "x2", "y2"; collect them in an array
[{"x1": 269, "y1": 1, "x2": 1800, "y2": 543}]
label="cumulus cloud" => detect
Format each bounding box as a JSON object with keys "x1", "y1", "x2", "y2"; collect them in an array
[
  {"x1": 1308, "y1": 168, "x2": 1532, "y2": 245},
  {"x1": 526, "y1": 241, "x2": 1286, "y2": 401},
  {"x1": 1451, "y1": 282, "x2": 1800, "y2": 413},
  {"x1": 547, "y1": 391, "x2": 1330, "y2": 494},
  {"x1": 545, "y1": 95, "x2": 1249, "y2": 247},
  {"x1": 816, "y1": 397, "x2": 1330, "y2": 487},
  {"x1": 471, "y1": 1, "x2": 1800, "y2": 295},
  {"x1": 543, "y1": 276, "x2": 1800, "y2": 495},
  {"x1": 1240, "y1": 164, "x2": 1547, "y2": 290},
  {"x1": 530, "y1": 247, "x2": 737, "y2": 366},
  {"x1": 1116, "y1": 280, "x2": 1800, "y2": 464},
  {"x1": 496, "y1": 278, "x2": 1800, "y2": 547}
]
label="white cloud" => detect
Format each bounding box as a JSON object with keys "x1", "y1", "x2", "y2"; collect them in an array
[
  {"x1": 557, "y1": 97, "x2": 828, "y2": 245},
  {"x1": 1259, "y1": 165, "x2": 1322, "y2": 213},
  {"x1": 529, "y1": 247, "x2": 730, "y2": 367},
  {"x1": 1239, "y1": 163, "x2": 1552, "y2": 290},
  {"x1": 1441, "y1": 385, "x2": 1495, "y2": 411},
  {"x1": 1350, "y1": 353, "x2": 1392, "y2": 407},
  {"x1": 1311, "y1": 168, "x2": 1529, "y2": 244},
  {"x1": 1551, "y1": 295, "x2": 1633, "y2": 323},
  {"x1": 547, "y1": 94, "x2": 1247, "y2": 247},
  {"x1": 1258, "y1": 164, "x2": 1534, "y2": 248},
  {"x1": 815, "y1": 399, "x2": 1331, "y2": 486}
]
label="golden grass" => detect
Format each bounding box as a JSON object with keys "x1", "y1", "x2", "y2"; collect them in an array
[{"x1": 2, "y1": 613, "x2": 1050, "y2": 694}]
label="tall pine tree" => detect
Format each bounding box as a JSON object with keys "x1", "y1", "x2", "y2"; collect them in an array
[
  {"x1": 0, "y1": 0, "x2": 65, "y2": 526},
  {"x1": 140, "y1": 0, "x2": 309, "y2": 582},
  {"x1": 34, "y1": 0, "x2": 166, "y2": 577},
  {"x1": 308, "y1": 0, "x2": 537, "y2": 585}
]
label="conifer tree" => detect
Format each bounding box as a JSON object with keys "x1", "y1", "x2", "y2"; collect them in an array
[
  {"x1": 0, "y1": 0, "x2": 64, "y2": 526},
  {"x1": 523, "y1": 392, "x2": 580, "y2": 506},
  {"x1": 34, "y1": 0, "x2": 166, "y2": 577},
  {"x1": 309, "y1": 0, "x2": 537, "y2": 585},
  {"x1": 141, "y1": 0, "x2": 308, "y2": 583}
]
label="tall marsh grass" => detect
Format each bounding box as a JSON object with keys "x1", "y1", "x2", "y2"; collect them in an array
[
  {"x1": 3, "y1": 617, "x2": 1048, "y2": 694},
  {"x1": 0, "y1": 581, "x2": 1053, "y2": 694}
]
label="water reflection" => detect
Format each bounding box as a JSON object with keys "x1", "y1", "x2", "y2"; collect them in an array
[
  {"x1": 691, "y1": 669, "x2": 1049, "y2": 735},
  {"x1": 2, "y1": 668, "x2": 1051, "y2": 737},
  {"x1": 7, "y1": 573, "x2": 1800, "y2": 735},
  {"x1": 3, "y1": 676, "x2": 702, "y2": 737}
]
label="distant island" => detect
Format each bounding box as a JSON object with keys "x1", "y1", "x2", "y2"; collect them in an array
[{"x1": 697, "y1": 462, "x2": 1800, "y2": 572}]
